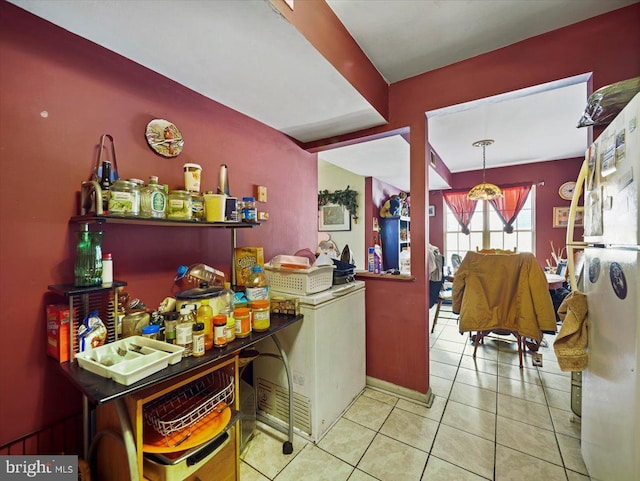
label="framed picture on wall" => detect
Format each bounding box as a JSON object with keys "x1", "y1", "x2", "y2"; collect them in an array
[
  {"x1": 553, "y1": 206, "x2": 583, "y2": 228},
  {"x1": 319, "y1": 204, "x2": 351, "y2": 231},
  {"x1": 428, "y1": 205, "x2": 436, "y2": 217}
]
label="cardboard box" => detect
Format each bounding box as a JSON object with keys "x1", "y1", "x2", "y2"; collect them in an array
[
  {"x1": 234, "y1": 247, "x2": 264, "y2": 287},
  {"x1": 46, "y1": 304, "x2": 73, "y2": 362}
]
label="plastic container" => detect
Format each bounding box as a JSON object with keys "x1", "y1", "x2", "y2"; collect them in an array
[
  {"x1": 108, "y1": 180, "x2": 140, "y2": 216},
  {"x1": 197, "y1": 298, "x2": 214, "y2": 350},
  {"x1": 174, "y1": 264, "x2": 226, "y2": 291},
  {"x1": 400, "y1": 247, "x2": 411, "y2": 275},
  {"x1": 141, "y1": 324, "x2": 160, "y2": 340},
  {"x1": 263, "y1": 265, "x2": 334, "y2": 295},
  {"x1": 245, "y1": 265, "x2": 268, "y2": 301},
  {"x1": 241, "y1": 196, "x2": 257, "y2": 222},
  {"x1": 234, "y1": 307, "x2": 251, "y2": 338},
  {"x1": 176, "y1": 323, "x2": 193, "y2": 357},
  {"x1": 191, "y1": 192, "x2": 205, "y2": 221},
  {"x1": 213, "y1": 314, "x2": 227, "y2": 348},
  {"x1": 183, "y1": 163, "x2": 202, "y2": 192},
  {"x1": 251, "y1": 300, "x2": 270, "y2": 332}
]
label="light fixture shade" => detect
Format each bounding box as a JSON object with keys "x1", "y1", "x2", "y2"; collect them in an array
[{"x1": 467, "y1": 182, "x2": 504, "y2": 200}]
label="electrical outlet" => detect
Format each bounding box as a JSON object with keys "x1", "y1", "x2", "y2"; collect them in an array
[
  {"x1": 258, "y1": 211, "x2": 269, "y2": 221},
  {"x1": 256, "y1": 185, "x2": 267, "y2": 202}
]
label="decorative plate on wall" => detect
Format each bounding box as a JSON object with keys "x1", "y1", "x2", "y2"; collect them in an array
[{"x1": 145, "y1": 119, "x2": 184, "y2": 157}]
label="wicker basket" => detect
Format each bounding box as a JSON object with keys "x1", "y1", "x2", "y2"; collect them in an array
[{"x1": 263, "y1": 265, "x2": 334, "y2": 295}]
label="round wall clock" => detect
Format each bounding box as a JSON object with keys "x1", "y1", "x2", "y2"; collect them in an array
[{"x1": 558, "y1": 181, "x2": 576, "y2": 200}]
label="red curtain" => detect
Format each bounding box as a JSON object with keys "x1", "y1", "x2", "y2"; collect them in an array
[
  {"x1": 443, "y1": 191, "x2": 478, "y2": 235},
  {"x1": 489, "y1": 185, "x2": 532, "y2": 233}
]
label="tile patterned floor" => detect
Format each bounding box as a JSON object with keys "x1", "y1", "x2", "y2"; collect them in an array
[{"x1": 240, "y1": 305, "x2": 590, "y2": 480}]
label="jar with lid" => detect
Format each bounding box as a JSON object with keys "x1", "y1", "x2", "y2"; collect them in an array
[
  {"x1": 122, "y1": 310, "x2": 150, "y2": 338},
  {"x1": 245, "y1": 265, "x2": 268, "y2": 301},
  {"x1": 234, "y1": 307, "x2": 251, "y2": 338},
  {"x1": 140, "y1": 176, "x2": 166, "y2": 218},
  {"x1": 167, "y1": 190, "x2": 193, "y2": 220},
  {"x1": 213, "y1": 314, "x2": 227, "y2": 348},
  {"x1": 191, "y1": 192, "x2": 205, "y2": 221},
  {"x1": 251, "y1": 299, "x2": 270, "y2": 332},
  {"x1": 196, "y1": 298, "x2": 214, "y2": 350},
  {"x1": 192, "y1": 323, "x2": 205, "y2": 356},
  {"x1": 108, "y1": 180, "x2": 140, "y2": 216},
  {"x1": 141, "y1": 324, "x2": 160, "y2": 340},
  {"x1": 241, "y1": 197, "x2": 257, "y2": 222}
]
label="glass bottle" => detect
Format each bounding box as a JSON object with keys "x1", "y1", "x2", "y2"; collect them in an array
[
  {"x1": 140, "y1": 176, "x2": 166, "y2": 218},
  {"x1": 74, "y1": 225, "x2": 103, "y2": 287},
  {"x1": 99, "y1": 160, "x2": 112, "y2": 213},
  {"x1": 219, "y1": 282, "x2": 236, "y2": 342},
  {"x1": 197, "y1": 298, "x2": 214, "y2": 350},
  {"x1": 245, "y1": 265, "x2": 268, "y2": 301}
]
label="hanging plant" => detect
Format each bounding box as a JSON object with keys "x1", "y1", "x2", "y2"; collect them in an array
[{"x1": 318, "y1": 186, "x2": 359, "y2": 223}]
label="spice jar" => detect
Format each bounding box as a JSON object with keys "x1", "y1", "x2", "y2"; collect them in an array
[
  {"x1": 251, "y1": 300, "x2": 270, "y2": 332},
  {"x1": 141, "y1": 324, "x2": 160, "y2": 340},
  {"x1": 163, "y1": 311, "x2": 179, "y2": 345},
  {"x1": 234, "y1": 307, "x2": 251, "y2": 338},
  {"x1": 192, "y1": 323, "x2": 205, "y2": 357},
  {"x1": 213, "y1": 314, "x2": 228, "y2": 348},
  {"x1": 167, "y1": 190, "x2": 193, "y2": 220},
  {"x1": 108, "y1": 180, "x2": 141, "y2": 216},
  {"x1": 225, "y1": 315, "x2": 236, "y2": 343}
]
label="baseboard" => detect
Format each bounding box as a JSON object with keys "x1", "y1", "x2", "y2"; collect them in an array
[{"x1": 366, "y1": 376, "x2": 435, "y2": 408}]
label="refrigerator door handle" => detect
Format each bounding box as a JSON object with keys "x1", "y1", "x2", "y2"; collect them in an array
[{"x1": 566, "y1": 158, "x2": 589, "y2": 291}]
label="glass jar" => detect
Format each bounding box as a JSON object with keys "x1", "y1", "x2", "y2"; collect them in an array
[
  {"x1": 251, "y1": 300, "x2": 270, "y2": 332},
  {"x1": 234, "y1": 307, "x2": 251, "y2": 338},
  {"x1": 122, "y1": 310, "x2": 150, "y2": 338},
  {"x1": 167, "y1": 190, "x2": 193, "y2": 220},
  {"x1": 163, "y1": 311, "x2": 179, "y2": 344},
  {"x1": 213, "y1": 314, "x2": 227, "y2": 348},
  {"x1": 108, "y1": 180, "x2": 140, "y2": 216},
  {"x1": 141, "y1": 324, "x2": 160, "y2": 340}
]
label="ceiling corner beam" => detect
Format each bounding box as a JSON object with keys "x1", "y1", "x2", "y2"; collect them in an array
[{"x1": 269, "y1": 0, "x2": 389, "y2": 121}]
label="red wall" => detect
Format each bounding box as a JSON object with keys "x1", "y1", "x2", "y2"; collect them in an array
[
  {"x1": 0, "y1": 3, "x2": 317, "y2": 447},
  {"x1": 430, "y1": 157, "x2": 585, "y2": 262}
]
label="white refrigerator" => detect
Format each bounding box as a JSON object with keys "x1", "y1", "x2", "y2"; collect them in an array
[{"x1": 568, "y1": 92, "x2": 640, "y2": 481}]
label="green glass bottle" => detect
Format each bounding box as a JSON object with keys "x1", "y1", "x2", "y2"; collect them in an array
[{"x1": 74, "y1": 225, "x2": 103, "y2": 286}]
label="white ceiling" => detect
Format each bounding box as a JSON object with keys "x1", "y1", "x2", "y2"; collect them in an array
[{"x1": 10, "y1": 0, "x2": 636, "y2": 191}]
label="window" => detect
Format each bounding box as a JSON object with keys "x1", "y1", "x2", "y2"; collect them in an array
[{"x1": 445, "y1": 188, "x2": 535, "y2": 267}]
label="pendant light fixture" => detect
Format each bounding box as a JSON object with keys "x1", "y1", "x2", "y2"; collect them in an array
[{"x1": 467, "y1": 139, "x2": 503, "y2": 201}]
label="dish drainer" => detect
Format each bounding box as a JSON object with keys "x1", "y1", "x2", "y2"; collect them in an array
[{"x1": 144, "y1": 370, "x2": 234, "y2": 444}]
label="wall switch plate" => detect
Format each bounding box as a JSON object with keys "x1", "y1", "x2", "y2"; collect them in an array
[
  {"x1": 258, "y1": 211, "x2": 269, "y2": 221},
  {"x1": 256, "y1": 185, "x2": 267, "y2": 202}
]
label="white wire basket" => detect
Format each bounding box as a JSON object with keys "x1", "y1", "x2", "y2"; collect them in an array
[
  {"x1": 263, "y1": 265, "x2": 334, "y2": 295},
  {"x1": 143, "y1": 370, "x2": 234, "y2": 439}
]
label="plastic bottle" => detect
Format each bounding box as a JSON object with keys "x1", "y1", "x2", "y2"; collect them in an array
[
  {"x1": 245, "y1": 265, "x2": 268, "y2": 301},
  {"x1": 251, "y1": 299, "x2": 270, "y2": 332},
  {"x1": 219, "y1": 282, "x2": 236, "y2": 342},
  {"x1": 197, "y1": 298, "x2": 214, "y2": 350},
  {"x1": 400, "y1": 247, "x2": 411, "y2": 275}
]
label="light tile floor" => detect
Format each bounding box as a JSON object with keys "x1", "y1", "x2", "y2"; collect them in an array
[{"x1": 240, "y1": 304, "x2": 589, "y2": 480}]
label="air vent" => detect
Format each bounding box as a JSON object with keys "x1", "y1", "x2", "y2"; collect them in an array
[{"x1": 256, "y1": 378, "x2": 312, "y2": 435}]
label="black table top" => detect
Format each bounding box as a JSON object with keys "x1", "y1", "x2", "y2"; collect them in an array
[{"x1": 57, "y1": 314, "x2": 303, "y2": 405}]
